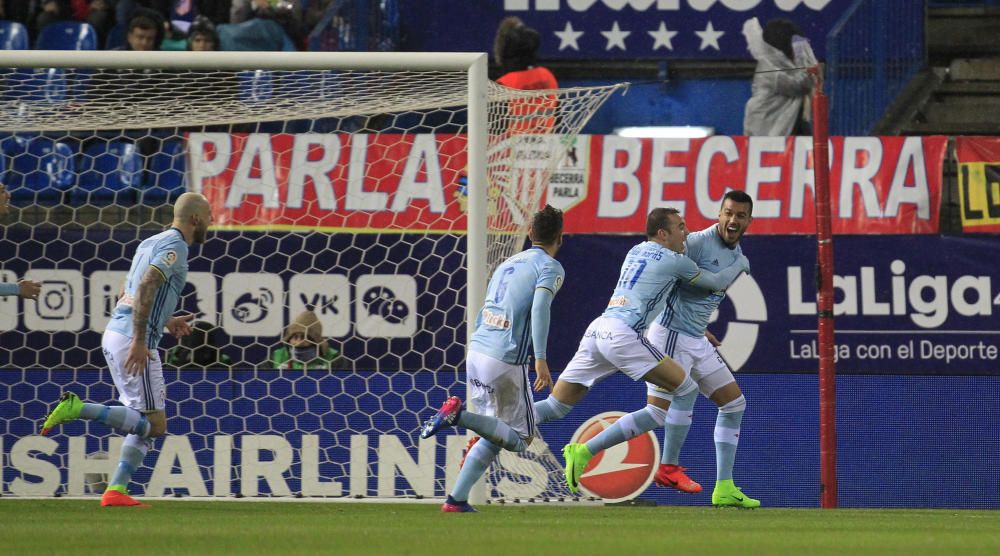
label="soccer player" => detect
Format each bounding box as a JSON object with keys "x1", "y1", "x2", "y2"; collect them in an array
[
  {"x1": 537, "y1": 207, "x2": 749, "y2": 494},
  {"x1": 40, "y1": 192, "x2": 212, "y2": 507},
  {"x1": 420, "y1": 205, "x2": 565, "y2": 513},
  {"x1": 647, "y1": 190, "x2": 760, "y2": 508}
]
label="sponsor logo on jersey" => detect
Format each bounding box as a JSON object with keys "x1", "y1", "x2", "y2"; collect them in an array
[
  {"x1": 607, "y1": 295, "x2": 628, "y2": 308},
  {"x1": 481, "y1": 308, "x2": 512, "y2": 329},
  {"x1": 569, "y1": 412, "x2": 658, "y2": 502}
]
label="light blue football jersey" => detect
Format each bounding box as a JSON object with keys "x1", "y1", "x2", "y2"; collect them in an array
[
  {"x1": 656, "y1": 225, "x2": 745, "y2": 337},
  {"x1": 601, "y1": 241, "x2": 703, "y2": 332},
  {"x1": 469, "y1": 247, "x2": 565, "y2": 365},
  {"x1": 106, "y1": 228, "x2": 189, "y2": 348}
]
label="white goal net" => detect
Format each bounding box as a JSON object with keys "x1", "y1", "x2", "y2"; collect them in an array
[{"x1": 0, "y1": 51, "x2": 622, "y2": 501}]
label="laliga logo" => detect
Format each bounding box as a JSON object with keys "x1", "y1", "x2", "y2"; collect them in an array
[
  {"x1": 712, "y1": 274, "x2": 767, "y2": 372},
  {"x1": 569, "y1": 412, "x2": 658, "y2": 502}
]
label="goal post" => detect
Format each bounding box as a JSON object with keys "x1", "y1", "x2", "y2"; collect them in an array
[{"x1": 0, "y1": 50, "x2": 623, "y2": 501}]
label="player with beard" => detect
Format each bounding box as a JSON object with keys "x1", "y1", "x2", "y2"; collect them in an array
[
  {"x1": 41, "y1": 192, "x2": 213, "y2": 507},
  {"x1": 646, "y1": 190, "x2": 760, "y2": 508},
  {"x1": 540, "y1": 207, "x2": 749, "y2": 494}
]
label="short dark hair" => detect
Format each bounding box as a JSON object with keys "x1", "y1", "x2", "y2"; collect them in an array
[
  {"x1": 531, "y1": 204, "x2": 563, "y2": 245},
  {"x1": 646, "y1": 207, "x2": 680, "y2": 237},
  {"x1": 187, "y1": 16, "x2": 218, "y2": 50},
  {"x1": 129, "y1": 14, "x2": 159, "y2": 33},
  {"x1": 721, "y1": 190, "x2": 754, "y2": 214}
]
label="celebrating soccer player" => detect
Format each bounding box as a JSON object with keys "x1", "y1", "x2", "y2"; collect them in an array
[
  {"x1": 531, "y1": 207, "x2": 749, "y2": 494},
  {"x1": 41, "y1": 192, "x2": 212, "y2": 507},
  {"x1": 646, "y1": 191, "x2": 760, "y2": 508},
  {"x1": 419, "y1": 205, "x2": 565, "y2": 513}
]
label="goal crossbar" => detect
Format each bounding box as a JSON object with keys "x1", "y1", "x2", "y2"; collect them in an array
[{"x1": 0, "y1": 50, "x2": 488, "y2": 72}]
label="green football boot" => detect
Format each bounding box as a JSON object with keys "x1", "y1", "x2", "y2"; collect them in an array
[
  {"x1": 712, "y1": 479, "x2": 761, "y2": 509},
  {"x1": 562, "y1": 443, "x2": 593, "y2": 494},
  {"x1": 41, "y1": 392, "x2": 83, "y2": 436}
]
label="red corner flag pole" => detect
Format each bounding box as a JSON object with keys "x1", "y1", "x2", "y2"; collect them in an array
[{"x1": 811, "y1": 66, "x2": 838, "y2": 509}]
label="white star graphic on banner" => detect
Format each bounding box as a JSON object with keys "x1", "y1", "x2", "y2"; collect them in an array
[
  {"x1": 696, "y1": 21, "x2": 724, "y2": 51},
  {"x1": 601, "y1": 21, "x2": 630, "y2": 51},
  {"x1": 554, "y1": 21, "x2": 584, "y2": 51},
  {"x1": 648, "y1": 22, "x2": 678, "y2": 51}
]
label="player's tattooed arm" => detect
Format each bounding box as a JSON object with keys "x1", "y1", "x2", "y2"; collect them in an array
[{"x1": 131, "y1": 266, "x2": 165, "y2": 347}]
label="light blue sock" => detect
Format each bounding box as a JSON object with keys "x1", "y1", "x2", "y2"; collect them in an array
[
  {"x1": 533, "y1": 396, "x2": 573, "y2": 425},
  {"x1": 450, "y1": 439, "x2": 501, "y2": 502},
  {"x1": 661, "y1": 388, "x2": 698, "y2": 465},
  {"x1": 457, "y1": 412, "x2": 526, "y2": 452},
  {"x1": 584, "y1": 405, "x2": 666, "y2": 455},
  {"x1": 107, "y1": 434, "x2": 151, "y2": 491},
  {"x1": 79, "y1": 403, "x2": 150, "y2": 438},
  {"x1": 715, "y1": 396, "x2": 746, "y2": 482}
]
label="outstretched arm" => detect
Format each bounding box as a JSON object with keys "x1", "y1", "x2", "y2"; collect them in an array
[
  {"x1": 124, "y1": 267, "x2": 165, "y2": 376},
  {"x1": 0, "y1": 280, "x2": 41, "y2": 299},
  {"x1": 687, "y1": 255, "x2": 750, "y2": 292},
  {"x1": 530, "y1": 287, "x2": 555, "y2": 392}
]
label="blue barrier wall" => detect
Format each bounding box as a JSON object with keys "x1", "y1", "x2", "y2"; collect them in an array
[
  {"x1": 2, "y1": 369, "x2": 998, "y2": 508},
  {"x1": 3, "y1": 231, "x2": 998, "y2": 506}
]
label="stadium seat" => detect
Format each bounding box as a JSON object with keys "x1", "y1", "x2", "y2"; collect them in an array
[
  {"x1": 143, "y1": 141, "x2": 187, "y2": 204},
  {"x1": 239, "y1": 69, "x2": 274, "y2": 103},
  {"x1": 7, "y1": 139, "x2": 76, "y2": 204},
  {"x1": 2, "y1": 65, "x2": 71, "y2": 102},
  {"x1": 74, "y1": 142, "x2": 141, "y2": 205},
  {"x1": 105, "y1": 23, "x2": 126, "y2": 50},
  {"x1": 0, "y1": 21, "x2": 28, "y2": 50},
  {"x1": 36, "y1": 22, "x2": 97, "y2": 51}
]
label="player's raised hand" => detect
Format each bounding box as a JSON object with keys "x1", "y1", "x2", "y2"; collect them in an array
[
  {"x1": 124, "y1": 341, "x2": 151, "y2": 376},
  {"x1": 533, "y1": 358, "x2": 553, "y2": 392},
  {"x1": 17, "y1": 279, "x2": 41, "y2": 300},
  {"x1": 167, "y1": 314, "x2": 195, "y2": 337}
]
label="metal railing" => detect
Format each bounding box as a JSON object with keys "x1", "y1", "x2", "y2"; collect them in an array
[{"x1": 826, "y1": 0, "x2": 926, "y2": 135}]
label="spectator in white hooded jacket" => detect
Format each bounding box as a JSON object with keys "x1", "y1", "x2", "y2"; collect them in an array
[{"x1": 743, "y1": 18, "x2": 817, "y2": 136}]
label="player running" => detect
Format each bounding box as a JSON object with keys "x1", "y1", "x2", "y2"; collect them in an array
[
  {"x1": 40, "y1": 192, "x2": 212, "y2": 507},
  {"x1": 420, "y1": 205, "x2": 565, "y2": 513}
]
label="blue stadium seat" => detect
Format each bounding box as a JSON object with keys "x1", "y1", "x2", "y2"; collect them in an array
[
  {"x1": 144, "y1": 141, "x2": 187, "y2": 205},
  {"x1": 0, "y1": 21, "x2": 28, "y2": 50},
  {"x1": 9, "y1": 67, "x2": 69, "y2": 101},
  {"x1": 36, "y1": 22, "x2": 97, "y2": 51},
  {"x1": 105, "y1": 23, "x2": 126, "y2": 50},
  {"x1": 239, "y1": 70, "x2": 273, "y2": 102},
  {"x1": 7, "y1": 139, "x2": 76, "y2": 204},
  {"x1": 75, "y1": 142, "x2": 141, "y2": 205}
]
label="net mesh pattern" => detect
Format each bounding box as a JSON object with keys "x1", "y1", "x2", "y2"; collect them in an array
[{"x1": 0, "y1": 61, "x2": 622, "y2": 501}]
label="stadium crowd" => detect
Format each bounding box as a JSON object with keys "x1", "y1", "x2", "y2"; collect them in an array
[{"x1": 0, "y1": 0, "x2": 345, "y2": 52}]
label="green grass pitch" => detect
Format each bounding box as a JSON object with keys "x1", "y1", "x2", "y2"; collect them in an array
[{"x1": 2, "y1": 500, "x2": 999, "y2": 555}]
